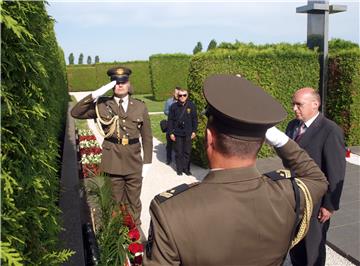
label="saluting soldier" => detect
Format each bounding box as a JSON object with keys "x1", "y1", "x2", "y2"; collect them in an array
[
  {"x1": 143, "y1": 75, "x2": 328, "y2": 265},
  {"x1": 71, "y1": 66, "x2": 153, "y2": 228}
]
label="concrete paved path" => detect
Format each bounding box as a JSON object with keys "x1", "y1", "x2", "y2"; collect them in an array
[{"x1": 69, "y1": 92, "x2": 357, "y2": 266}]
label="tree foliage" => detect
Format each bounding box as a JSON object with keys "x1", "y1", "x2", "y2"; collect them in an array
[
  {"x1": 193, "y1": 41, "x2": 202, "y2": 55},
  {"x1": 87, "y1": 55, "x2": 92, "y2": 64},
  {"x1": 68, "y1": 52, "x2": 74, "y2": 65},
  {"x1": 78, "y1": 53, "x2": 84, "y2": 64},
  {"x1": 207, "y1": 39, "x2": 217, "y2": 51},
  {"x1": 1, "y1": 1, "x2": 73, "y2": 264},
  {"x1": 95, "y1": 55, "x2": 100, "y2": 63}
]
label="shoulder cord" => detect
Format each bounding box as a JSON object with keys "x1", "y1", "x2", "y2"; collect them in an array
[
  {"x1": 290, "y1": 178, "x2": 313, "y2": 248},
  {"x1": 95, "y1": 102, "x2": 120, "y2": 138}
]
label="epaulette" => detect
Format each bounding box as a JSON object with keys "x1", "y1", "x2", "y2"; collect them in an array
[
  {"x1": 155, "y1": 182, "x2": 199, "y2": 203},
  {"x1": 264, "y1": 169, "x2": 294, "y2": 181}
]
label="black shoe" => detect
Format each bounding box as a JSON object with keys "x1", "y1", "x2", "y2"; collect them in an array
[
  {"x1": 184, "y1": 170, "x2": 192, "y2": 176},
  {"x1": 166, "y1": 160, "x2": 171, "y2": 165},
  {"x1": 177, "y1": 171, "x2": 183, "y2": 176}
]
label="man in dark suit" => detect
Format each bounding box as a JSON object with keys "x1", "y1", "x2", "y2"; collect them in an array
[
  {"x1": 143, "y1": 75, "x2": 328, "y2": 265},
  {"x1": 71, "y1": 66, "x2": 153, "y2": 227},
  {"x1": 286, "y1": 87, "x2": 346, "y2": 266}
]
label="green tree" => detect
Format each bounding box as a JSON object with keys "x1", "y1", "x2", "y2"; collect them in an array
[
  {"x1": 193, "y1": 42, "x2": 203, "y2": 55},
  {"x1": 87, "y1": 55, "x2": 92, "y2": 64},
  {"x1": 78, "y1": 53, "x2": 84, "y2": 64},
  {"x1": 68, "y1": 53, "x2": 74, "y2": 65},
  {"x1": 95, "y1": 55, "x2": 100, "y2": 63},
  {"x1": 207, "y1": 39, "x2": 217, "y2": 51},
  {"x1": 1, "y1": 1, "x2": 74, "y2": 264}
]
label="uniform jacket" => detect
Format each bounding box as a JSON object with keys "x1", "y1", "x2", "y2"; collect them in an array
[
  {"x1": 143, "y1": 140, "x2": 328, "y2": 266},
  {"x1": 286, "y1": 113, "x2": 345, "y2": 211},
  {"x1": 71, "y1": 94, "x2": 153, "y2": 175},
  {"x1": 168, "y1": 100, "x2": 198, "y2": 137}
]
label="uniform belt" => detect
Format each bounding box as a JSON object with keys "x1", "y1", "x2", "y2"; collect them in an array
[{"x1": 105, "y1": 137, "x2": 139, "y2": 145}]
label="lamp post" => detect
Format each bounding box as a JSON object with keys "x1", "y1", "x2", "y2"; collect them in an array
[{"x1": 296, "y1": 0, "x2": 346, "y2": 116}]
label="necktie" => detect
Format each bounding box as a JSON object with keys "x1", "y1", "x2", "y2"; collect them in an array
[
  {"x1": 294, "y1": 122, "x2": 306, "y2": 142},
  {"x1": 119, "y1": 98, "x2": 125, "y2": 114}
]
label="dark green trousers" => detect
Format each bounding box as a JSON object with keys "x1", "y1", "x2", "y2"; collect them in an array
[{"x1": 108, "y1": 171, "x2": 143, "y2": 225}]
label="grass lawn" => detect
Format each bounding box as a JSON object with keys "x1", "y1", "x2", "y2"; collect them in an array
[
  {"x1": 133, "y1": 94, "x2": 164, "y2": 113},
  {"x1": 149, "y1": 114, "x2": 167, "y2": 143}
]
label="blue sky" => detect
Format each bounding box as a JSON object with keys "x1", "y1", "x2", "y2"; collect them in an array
[{"x1": 46, "y1": 1, "x2": 359, "y2": 64}]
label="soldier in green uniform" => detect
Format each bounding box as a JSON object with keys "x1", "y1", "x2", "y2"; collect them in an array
[
  {"x1": 71, "y1": 66, "x2": 153, "y2": 227},
  {"x1": 143, "y1": 75, "x2": 328, "y2": 265}
]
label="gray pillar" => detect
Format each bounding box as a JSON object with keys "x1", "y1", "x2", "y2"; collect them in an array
[{"x1": 297, "y1": 0, "x2": 346, "y2": 116}]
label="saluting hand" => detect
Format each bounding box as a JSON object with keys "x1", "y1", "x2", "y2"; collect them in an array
[
  {"x1": 318, "y1": 207, "x2": 333, "y2": 223},
  {"x1": 191, "y1": 132, "x2": 196, "y2": 139}
]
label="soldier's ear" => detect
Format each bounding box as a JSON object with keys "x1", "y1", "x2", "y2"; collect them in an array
[{"x1": 206, "y1": 128, "x2": 215, "y2": 148}]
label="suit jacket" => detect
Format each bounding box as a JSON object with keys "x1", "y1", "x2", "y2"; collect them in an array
[
  {"x1": 286, "y1": 113, "x2": 345, "y2": 211},
  {"x1": 71, "y1": 94, "x2": 153, "y2": 175},
  {"x1": 143, "y1": 140, "x2": 328, "y2": 266}
]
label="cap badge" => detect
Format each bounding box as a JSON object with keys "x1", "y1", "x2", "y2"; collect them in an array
[{"x1": 116, "y1": 69, "x2": 125, "y2": 75}]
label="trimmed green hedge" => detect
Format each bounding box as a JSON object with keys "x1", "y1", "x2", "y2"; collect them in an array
[
  {"x1": 149, "y1": 53, "x2": 191, "y2": 100},
  {"x1": 1, "y1": 1, "x2": 72, "y2": 264},
  {"x1": 67, "y1": 61, "x2": 152, "y2": 94},
  {"x1": 67, "y1": 65, "x2": 97, "y2": 91},
  {"x1": 188, "y1": 45, "x2": 320, "y2": 167},
  {"x1": 327, "y1": 49, "x2": 360, "y2": 146}
]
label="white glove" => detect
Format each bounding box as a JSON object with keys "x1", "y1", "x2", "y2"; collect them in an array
[
  {"x1": 265, "y1": 126, "x2": 289, "y2": 148},
  {"x1": 142, "y1": 163, "x2": 151, "y2": 178},
  {"x1": 91, "y1": 81, "x2": 116, "y2": 99}
]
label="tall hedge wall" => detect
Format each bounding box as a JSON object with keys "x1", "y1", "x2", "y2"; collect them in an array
[
  {"x1": 149, "y1": 53, "x2": 191, "y2": 100},
  {"x1": 1, "y1": 1, "x2": 72, "y2": 265},
  {"x1": 188, "y1": 45, "x2": 319, "y2": 167},
  {"x1": 327, "y1": 49, "x2": 360, "y2": 146},
  {"x1": 67, "y1": 61, "x2": 152, "y2": 94}
]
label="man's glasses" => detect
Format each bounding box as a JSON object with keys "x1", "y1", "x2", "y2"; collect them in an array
[{"x1": 178, "y1": 94, "x2": 187, "y2": 97}]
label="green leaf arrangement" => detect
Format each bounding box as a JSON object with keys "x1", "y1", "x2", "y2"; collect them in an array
[{"x1": 86, "y1": 175, "x2": 131, "y2": 266}]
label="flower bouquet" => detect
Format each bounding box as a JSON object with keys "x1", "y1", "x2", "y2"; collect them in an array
[
  {"x1": 87, "y1": 176, "x2": 144, "y2": 266},
  {"x1": 77, "y1": 129, "x2": 102, "y2": 178}
]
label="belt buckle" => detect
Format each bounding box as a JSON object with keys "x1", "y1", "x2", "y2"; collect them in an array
[{"x1": 121, "y1": 138, "x2": 129, "y2": 146}]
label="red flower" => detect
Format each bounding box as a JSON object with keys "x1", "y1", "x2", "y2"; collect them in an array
[
  {"x1": 133, "y1": 254, "x2": 143, "y2": 265},
  {"x1": 128, "y1": 242, "x2": 143, "y2": 254},
  {"x1": 81, "y1": 164, "x2": 100, "y2": 178},
  {"x1": 79, "y1": 147, "x2": 102, "y2": 155},
  {"x1": 128, "y1": 228, "x2": 140, "y2": 241},
  {"x1": 79, "y1": 135, "x2": 96, "y2": 141},
  {"x1": 123, "y1": 214, "x2": 136, "y2": 229}
]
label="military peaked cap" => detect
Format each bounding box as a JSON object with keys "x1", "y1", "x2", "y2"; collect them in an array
[
  {"x1": 203, "y1": 74, "x2": 287, "y2": 140},
  {"x1": 107, "y1": 66, "x2": 132, "y2": 83}
]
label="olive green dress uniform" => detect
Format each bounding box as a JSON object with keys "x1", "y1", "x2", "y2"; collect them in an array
[
  {"x1": 144, "y1": 140, "x2": 327, "y2": 266},
  {"x1": 143, "y1": 75, "x2": 328, "y2": 266},
  {"x1": 71, "y1": 69, "x2": 153, "y2": 225},
  {"x1": 71, "y1": 94, "x2": 153, "y2": 173}
]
